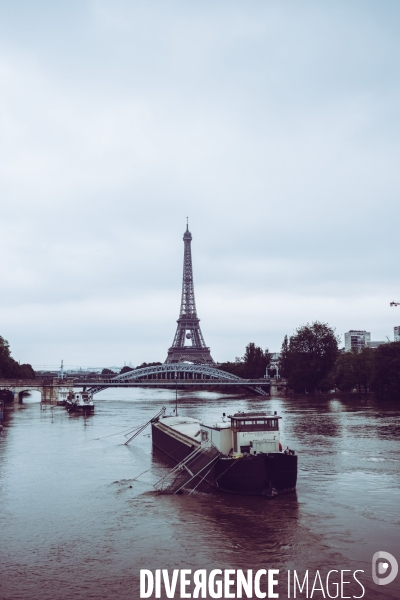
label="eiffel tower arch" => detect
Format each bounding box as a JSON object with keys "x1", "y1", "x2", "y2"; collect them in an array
[{"x1": 165, "y1": 223, "x2": 215, "y2": 365}]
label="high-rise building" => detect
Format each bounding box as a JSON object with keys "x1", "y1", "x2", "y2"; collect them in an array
[
  {"x1": 344, "y1": 330, "x2": 371, "y2": 352},
  {"x1": 394, "y1": 326, "x2": 400, "y2": 342}
]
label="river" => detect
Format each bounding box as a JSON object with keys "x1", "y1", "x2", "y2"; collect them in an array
[{"x1": 0, "y1": 389, "x2": 399, "y2": 599}]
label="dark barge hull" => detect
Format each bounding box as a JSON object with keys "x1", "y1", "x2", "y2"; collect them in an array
[
  {"x1": 65, "y1": 402, "x2": 94, "y2": 414},
  {"x1": 152, "y1": 422, "x2": 297, "y2": 496}
]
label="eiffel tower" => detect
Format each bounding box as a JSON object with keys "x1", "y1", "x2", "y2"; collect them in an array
[{"x1": 165, "y1": 222, "x2": 215, "y2": 365}]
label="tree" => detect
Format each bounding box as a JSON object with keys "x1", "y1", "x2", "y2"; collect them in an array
[
  {"x1": 18, "y1": 364, "x2": 36, "y2": 379},
  {"x1": 354, "y1": 346, "x2": 374, "y2": 393},
  {"x1": 334, "y1": 351, "x2": 358, "y2": 392},
  {"x1": 280, "y1": 335, "x2": 289, "y2": 378},
  {"x1": 218, "y1": 358, "x2": 245, "y2": 378},
  {"x1": 0, "y1": 336, "x2": 35, "y2": 379},
  {"x1": 119, "y1": 362, "x2": 162, "y2": 374},
  {"x1": 101, "y1": 368, "x2": 116, "y2": 375},
  {"x1": 135, "y1": 362, "x2": 162, "y2": 369},
  {"x1": 334, "y1": 347, "x2": 373, "y2": 393},
  {"x1": 371, "y1": 342, "x2": 400, "y2": 399},
  {"x1": 242, "y1": 343, "x2": 271, "y2": 378},
  {"x1": 219, "y1": 343, "x2": 271, "y2": 379},
  {"x1": 280, "y1": 322, "x2": 339, "y2": 393}
]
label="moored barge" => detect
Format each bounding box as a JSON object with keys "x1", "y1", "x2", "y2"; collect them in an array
[
  {"x1": 65, "y1": 390, "x2": 94, "y2": 414},
  {"x1": 152, "y1": 411, "x2": 297, "y2": 496}
]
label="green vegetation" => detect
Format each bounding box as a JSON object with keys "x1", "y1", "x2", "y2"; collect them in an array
[
  {"x1": 280, "y1": 322, "x2": 339, "y2": 393},
  {"x1": 335, "y1": 342, "x2": 400, "y2": 398},
  {"x1": 278, "y1": 321, "x2": 400, "y2": 398},
  {"x1": 0, "y1": 336, "x2": 35, "y2": 379},
  {"x1": 334, "y1": 347, "x2": 374, "y2": 393},
  {"x1": 119, "y1": 362, "x2": 162, "y2": 375},
  {"x1": 101, "y1": 368, "x2": 116, "y2": 375},
  {"x1": 371, "y1": 342, "x2": 400, "y2": 399},
  {"x1": 219, "y1": 342, "x2": 271, "y2": 379}
]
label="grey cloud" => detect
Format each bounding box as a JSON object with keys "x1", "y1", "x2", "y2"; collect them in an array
[{"x1": 0, "y1": 0, "x2": 399, "y2": 365}]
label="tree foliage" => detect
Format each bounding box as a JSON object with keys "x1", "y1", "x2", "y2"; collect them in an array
[
  {"x1": 0, "y1": 336, "x2": 35, "y2": 379},
  {"x1": 219, "y1": 343, "x2": 271, "y2": 379},
  {"x1": 217, "y1": 358, "x2": 245, "y2": 378},
  {"x1": 136, "y1": 361, "x2": 162, "y2": 369},
  {"x1": 371, "y1": 342, "x2": 400, "y2": 399},
  {"x1": 119, "y1": 362, "x2": 162, "y2": 374},
  {"x1": 280, "y1": 322, "x2": 339, "y2": 393},
  {"x1": 334, "y1": 348, "x2": 373, "y2": 393}
]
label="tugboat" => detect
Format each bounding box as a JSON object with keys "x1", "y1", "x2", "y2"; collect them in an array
[
  {"x1": 65, "y1": 390, "x2": 94, "y2": 414},
  {"x1": 152, "y1": 411, "x2": 297, "y2": 496}
]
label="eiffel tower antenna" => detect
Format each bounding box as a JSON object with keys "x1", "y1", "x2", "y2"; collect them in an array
[{"x1": 165, "y1": 223, "x2": 215, "y2": 365}]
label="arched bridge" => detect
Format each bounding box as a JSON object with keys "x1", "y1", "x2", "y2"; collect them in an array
[
  {"x1": 0, "y1": 367, "x2": 287, "y2": 404},
  {"x1": 0, "y1": 379, "x2": 71, "y2": 403},
  {"x1": 85, "y1": 363, "x2": 270, "y2": 397}
]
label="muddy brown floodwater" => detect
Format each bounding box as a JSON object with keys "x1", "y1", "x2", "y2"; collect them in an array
[{"x1": 0, "y1": 389, "x2": 399, "y2": 599}]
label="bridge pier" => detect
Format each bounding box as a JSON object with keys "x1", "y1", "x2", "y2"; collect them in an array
[
  {"x1": 42, "y1": 378, "x2": 75, "y2": 404},
  {"x1": 269, "y1": 379, "x2": 287, "y2": 397},
  {"x1": 41, "y1": 385, "x2": 58, "y2": 403}
]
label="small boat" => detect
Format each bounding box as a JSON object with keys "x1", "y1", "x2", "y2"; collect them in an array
[
  {"x1": 65, "y1": 390, "x2": 94, "y2": 414},
  {"x1": 152, "y1": 410, "x2": 297, "y2": 496}
]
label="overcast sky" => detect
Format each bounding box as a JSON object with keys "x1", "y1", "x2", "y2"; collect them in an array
[{"x1": 1, "y1": 0, "x2": 400, "y2": 368}]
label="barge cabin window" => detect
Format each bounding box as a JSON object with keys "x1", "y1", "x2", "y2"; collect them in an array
[{"x1": 230, "y1": 417, "x2": 279, "y2": 432}]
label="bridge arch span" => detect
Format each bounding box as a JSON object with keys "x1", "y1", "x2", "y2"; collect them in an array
[
  {"x1": 87, "y1": 363, "x2": 268, "y2": 396},
  {"x1": 0, "y1": 385, "x2": 44, "y2": 403},
  {"x1": 118, "y1": 363, "x2": 242, "y2": 382}
]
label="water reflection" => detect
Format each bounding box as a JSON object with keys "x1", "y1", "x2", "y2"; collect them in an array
[
  {"x1": 0, "y1": 390, "x2": 399, "y2": 600},
  {"x1": 152, "y1": 445, "x2": 301, "y2": 565}
]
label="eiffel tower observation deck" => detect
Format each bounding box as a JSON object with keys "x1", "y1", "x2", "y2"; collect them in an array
[{"x1": 165, "y1": 223, "x2": 215, "y2": 365}]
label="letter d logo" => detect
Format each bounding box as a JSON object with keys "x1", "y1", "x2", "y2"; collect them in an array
[{"x1": 372, "y1": 551, "x2": 398, "y2": 586}]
